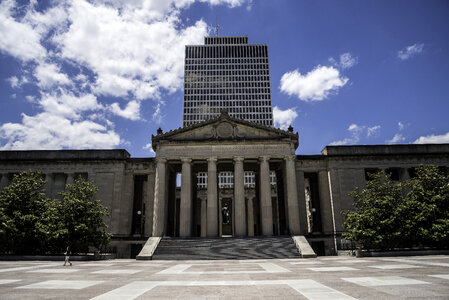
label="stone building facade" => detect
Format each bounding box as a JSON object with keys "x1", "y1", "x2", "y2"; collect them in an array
[{"x1": 1, "y1": 112, "x2": 448, "y2": 257}]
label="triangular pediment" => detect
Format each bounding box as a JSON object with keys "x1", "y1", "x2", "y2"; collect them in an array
[{"x1": 152, "y1": 111, "x2": 298, "y2": 147}]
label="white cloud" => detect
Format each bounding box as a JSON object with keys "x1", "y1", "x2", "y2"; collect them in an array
[
  {"x1": 280, "y1": 66, "x2": 348, "y2": 101},
  {"x1": 7, "y1": 75, "x2": 29, "y2": 88},
  {"x1": 0, "y1": 0, "x2": 47, "y2": 61},
  {"x1": 0, "y1": 0, "x2": 247, "y2": 151},
  {"x1": 398, "y1": 43, "x2": 424, "y2": 60},
  {"x1": 110, "y1": 100, "x2": 141, "y2": 121},
  {"x1": 0, "y1": 90, "x2": 114, "y2": 150},
  {"x1": 398, "y1": 121, "x2": 404, "y2": 131},
  {"x1": 386, "y1": 133, "x2": 405, "y2": 144},
  {"x1": 273, "y1": 106, "x2": 298, "y2": 130},
  {"x1": 348, "y1": 123, "x2": 363, "y2": 133},
  {"x1": 25, "y1": 95, "x2": 35, "y2": 103},
  {"x1": 329, "y1": 138, "x2": 355, "y2": 146},
  {"x1": 7, "y1": 76, "x2": 19, "y2": 88},
  {"x1": 330, "y1": 123, "x2": 380, "y2": 145},
  {"x1": 53, "y1": 0, "x2": 208, "y2": 100},
  {"x1": 0, "y1": 112, "x2": 120, "y2": 150},
  {"x1": 413, "y1": 132, "x2": 449, "y2": 144},
  {"x1": 339, "y1": 53, "x2": 357, "y2": 69},
  {"x1": 367, "y1": 125, "x2": 381, "y2": 137},
  {"x1": 329, "y1": 53, "x2": 357, "y2": 69},
  {"x1": 330, "y1": 123, "x2": 362, "y2": 145},
  {"x1": 34, "y1": 63, "x2": 71, "y2": 89},
  {"x1": 142, "y1": 142, "x2": 155, "y2": 154},
  {"x1": 152, "y1": 103, "x2": 164, "y2": 124}
]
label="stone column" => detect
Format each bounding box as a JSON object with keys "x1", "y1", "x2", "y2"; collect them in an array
[
  {"x1": 152, "y1": 158, "x2": 167, "y2": 237},
  {"x1": 234, "y1": 157, "x2": 246, "y2": 236},
  {"x1": 400, "y1": 168, "x2": 410, "y2": 181},
  {"x1": 259, "y1": 156, "x2": 273, "y2": 236},
  {"x1": 207, "y1": 157, "x2": 218, "y2": 237},
  {"x1": 285, "y1": 155, "x2": 301, "y2": 235},
  {"x1": 44, "y1": 173, "x2": 53, "y2": 199},
  {"x1": 179, "y1": 157, "x2": 192, "y2": 237},
  {"x1": 0, "y1": 174, "x2": 9, "y2": 189},
  {"x1": 318, "y1": 170, "x2": 333, "y2": 235},
  {"x1": 66, "y1": 173, "x2": 75, "y2": 186},
  {"x1": 200, "y1": 197, "x2": 207, "y2": 237},
  {"x1": 297, "y1": 170, "x2": 308, "y2": 234},
  {"x1": 247, "y1": 196, "x2": 255, "y2": 236}
]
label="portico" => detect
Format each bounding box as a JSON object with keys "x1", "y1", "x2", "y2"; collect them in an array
[{"x1": 151, "y1": 111, "x2": 301, "y2": 238}]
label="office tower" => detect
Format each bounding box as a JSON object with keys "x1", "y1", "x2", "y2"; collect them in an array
[{"x1": 183, "y1": 36, "x2": 273, "y2": 127}]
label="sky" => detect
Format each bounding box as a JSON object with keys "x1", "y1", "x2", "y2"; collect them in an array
[{"x1": 1, "y1": 0, "x2": 449, "y2": 157}]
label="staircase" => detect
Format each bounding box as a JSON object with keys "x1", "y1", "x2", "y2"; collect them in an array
[{"x1": 152, "y1": 236, "x2": 301, "y2": 260}]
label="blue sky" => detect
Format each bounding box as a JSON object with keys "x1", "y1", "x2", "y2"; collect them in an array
[{"x1": 1, "y1": 0, "x2": 448, "y2": 157}]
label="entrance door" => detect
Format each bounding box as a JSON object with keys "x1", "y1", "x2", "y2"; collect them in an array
[{"x1": 221, "y1": 198, "x2": 232, "y2": 236}]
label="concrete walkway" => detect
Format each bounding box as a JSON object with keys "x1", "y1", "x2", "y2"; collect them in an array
[{"x1": 1, "y1": 255, "x2": 448, "y2": 299}]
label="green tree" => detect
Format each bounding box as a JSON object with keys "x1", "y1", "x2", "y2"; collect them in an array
[
  {"x1": 0, "y1": 171, "x2": 63, "y2": 254},
  {"x1": 58, "y1": 177, "x2": 111, "y2": 253},
  {"x1": 343, "y1": 165, "x2": 449, "y2": 250},
  {"x1": 342, "y1": 171, "x2": 404, "y2": 249},
  {"x1": 401, "y1": 165, "x2": 449, "y2": 247}
]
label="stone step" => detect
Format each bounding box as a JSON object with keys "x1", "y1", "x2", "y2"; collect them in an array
[{"x1": 152, "y1": 236, "x2": 301, "y2": 260}]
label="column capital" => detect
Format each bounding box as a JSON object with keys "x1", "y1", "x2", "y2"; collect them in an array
[
  {"x1": 233, "y1": 156, "x2": 244, "y2": 162},
  {"x1": 284, "y1": 155, "x2": 296, "y2": 161},
  {"x1": 259, "y1": 156, "x2": 270, "y2": 162},
  {"x1": 180, "y1": 157, "x2": 192, "y2": 164},
  {"x1": 155, "y1": 157, "x2": 167, "y2": 163},
  {"x1": 207, "y1": 157, "x2": 218, "y2": 163}
]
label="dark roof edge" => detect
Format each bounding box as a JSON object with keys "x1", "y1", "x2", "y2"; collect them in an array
[
  {"x1": 0, "y1": 149, "x2": 130, "y2": 161},
  {"x1": 321, "y1": 144, "x2": 449, "y2": 156}
]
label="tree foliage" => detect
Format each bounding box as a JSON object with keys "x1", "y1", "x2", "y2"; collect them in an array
[
  {"x1": 0, "y1": 171, "x2": 110, "y2": 255},
  {"x1": 58, "y1": 178, "x2": 111, "y2": 253},
  {"x1": 343, "y1": 165, "x2": 449, "y2": 250}
]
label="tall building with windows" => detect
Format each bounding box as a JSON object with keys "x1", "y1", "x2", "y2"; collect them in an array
[{"x1": 183, "y1": 36, "x2": 273, "y2": 127}]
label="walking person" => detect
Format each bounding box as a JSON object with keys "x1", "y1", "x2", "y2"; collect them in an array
[{"x1": 63, "y1": 246, "x2": 72, "y2": 266}]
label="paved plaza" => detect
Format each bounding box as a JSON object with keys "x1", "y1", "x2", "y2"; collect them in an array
[{"x1": 0, "y1": 255, "x2": 448, "y2": 299}]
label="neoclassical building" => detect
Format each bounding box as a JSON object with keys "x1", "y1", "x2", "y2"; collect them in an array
[
  {"x1": 1, "y1": 36, "x2": 449, "y2": 258},
  {"x1": 1, "y1": 111, "x2": 448, "y2": 258}
]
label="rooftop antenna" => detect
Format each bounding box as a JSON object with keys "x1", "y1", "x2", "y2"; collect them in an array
[{"x1": 215, "y1": 17, "x2": 220, "y2": 36}]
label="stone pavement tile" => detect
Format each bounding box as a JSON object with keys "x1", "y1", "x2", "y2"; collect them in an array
[
  {"x1": 289, "y1": 261, "x2": 324, "y2": 265},
  {"x1": 91, "y1": 269, "x2": 142, "y2": 274},
  {"x1": 17, "y1": 280, "x2": 104, "y2": 289},
  {"x1": 381, "y1": 258, "x2": 449, "y2": 267},
  {"x1": 368, "y1": 264, "x2": 422, "y2": 269},
  {"x1": 335, "y1": 259, "x2": 370, "y2": 264},
  {"x1": 79, "y1": 263, "x2": 115, "y2": 267},
  {"x1": 156, "y1": 262, "x2": 291, "y2": 275},
  {"x1": 125, "y1": 262, "x2": 165, "y2": 267},
  {"x1": 27, "y1": 268, "x2": 81, "y2": 273},
  {"x1": 308, "y1": 267, "x2": 358, "y2": 272},
  {"x1": 429, "y1": 274, "x2": 449, "y2": 280},
  {"x1": 90, "y1": 280, "x2": 355, "y2": 300},
  {"x1": 341, "y1": 276, "x2": 430, "y2": 287},
  {"x1": 0, "y1": 280, "x2": 21, "y2": 285},
  {"x1": 0, "y1": 264, "x2": 57, "y2": 273}
]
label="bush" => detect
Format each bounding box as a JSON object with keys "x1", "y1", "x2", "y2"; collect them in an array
[
  {"x1": 343, "y1": 165, "x2": 449, "y2": 250},
  {"x1": 0, "y1": 171, "x2": 110, "y2": 255}
]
